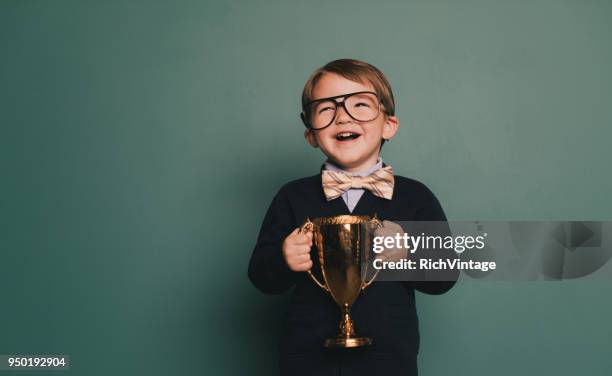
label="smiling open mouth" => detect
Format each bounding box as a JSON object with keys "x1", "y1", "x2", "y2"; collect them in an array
[{"x1": 335, "y1": 132, "x2": 361, "y2": 141}]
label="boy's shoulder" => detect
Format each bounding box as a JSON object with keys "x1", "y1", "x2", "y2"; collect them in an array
[
  {"x1": 393, "y1": 174, "x2": 438, "y2": 200},
  {"x1": 275, "y1": 174, "x2": 321, "y2": 198}
]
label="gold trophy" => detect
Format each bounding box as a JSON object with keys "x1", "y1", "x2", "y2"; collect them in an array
[{"x1": 299, "y1": 215, "x2": 382, "y2": 348}]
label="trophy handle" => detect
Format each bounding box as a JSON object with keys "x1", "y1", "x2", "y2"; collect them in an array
[
  {"x1": 307, "y1": 270, "x2": 330, "y2": 292},
  {"x1": 362, "y1": 214, "x2": 383, "y2": 290},
  {"x1": 299, "y1": 218, "x2": 330, "y2": 292}
]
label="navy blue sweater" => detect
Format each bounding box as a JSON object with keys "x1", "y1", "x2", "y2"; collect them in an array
[{"x1": 248, "y1": 171, "x2": 458, "y2": 375}]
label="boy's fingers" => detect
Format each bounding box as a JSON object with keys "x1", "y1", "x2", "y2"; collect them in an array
[
  {"x1": 374, "y1": 227, "x2": 393, "y2": 238},
  {"x1": 291, "y1": 244, "x2": 311, "y2": 256},
  {"x1": 375, "y1": 223, "x2": 404, "y2": 238},
  {"x1": 383, "y1": 220, "x2": 404, "y2": 232},
  {"x1": 296, "y1": 260, "x2": 313, "y2": 271},
  {"x1": 294, "y1": 233, "x2": 313, "y2": 245}
]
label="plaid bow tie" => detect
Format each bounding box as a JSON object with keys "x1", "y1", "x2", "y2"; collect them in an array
[{"x1": 322, "y1": 165, "x2": 395, "y2": 201}]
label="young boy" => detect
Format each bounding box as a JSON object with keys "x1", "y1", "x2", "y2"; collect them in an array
[{"x1": 248, "y1": 59, "x2": 457, "y2": 375}]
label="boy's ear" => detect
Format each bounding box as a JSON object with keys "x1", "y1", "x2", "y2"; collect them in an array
[
  {"x1": 382, "y1": 115, "x2": 399, "y2": 141},
  {"x1": 304, "y1": 129, "x2": 319, "y2": 148}
]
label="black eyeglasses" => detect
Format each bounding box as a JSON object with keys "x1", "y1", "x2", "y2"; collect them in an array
[{"x1": 300, "y1": 91, "x2": 384, "y2": 130}]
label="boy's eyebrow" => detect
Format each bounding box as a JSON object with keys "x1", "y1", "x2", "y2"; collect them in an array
[{"x1": 304, "y1": 90, "x2": 377, "y2": 107}]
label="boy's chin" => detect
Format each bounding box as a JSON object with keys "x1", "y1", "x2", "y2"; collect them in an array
[{"x1": 322, "y1": 143, "x2": 380, "y2": 170}]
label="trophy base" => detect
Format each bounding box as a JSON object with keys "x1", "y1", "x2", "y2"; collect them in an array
[{"x1": 324, "y1": 337, "x2": 372, "y2": 348}]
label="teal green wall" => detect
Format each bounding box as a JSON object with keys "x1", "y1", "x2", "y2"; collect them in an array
[{"x1": 2, "y1": 0, "x2": 611, "y2": 375}]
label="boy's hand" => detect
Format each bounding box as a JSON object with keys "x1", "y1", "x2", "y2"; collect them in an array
[
  {"x1": 283, "y1": 228, "x2": 313, "y2": 272},
  {"x1": 374, "y1": 220, "x2": 408, "y2": 262}
]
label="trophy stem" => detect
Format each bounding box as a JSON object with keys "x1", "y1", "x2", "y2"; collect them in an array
[
  {"x1": 340, "y1": 303, "x2": 355, "y2": 338},
  {"x1": 323, "y1": 303, "x2": 372, "y2": 348}
]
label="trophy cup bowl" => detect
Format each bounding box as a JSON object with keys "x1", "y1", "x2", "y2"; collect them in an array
[{"x1": 299, "y1": 215, "x2": 382, "y2": 348}]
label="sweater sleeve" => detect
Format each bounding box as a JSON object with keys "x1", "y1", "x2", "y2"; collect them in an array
[
  {"x1": 408, "y1": 186, "x2": 459, "y2": 295},
  {"x1": 248, "y1": 188, "x2": 298, "y2": 294}
]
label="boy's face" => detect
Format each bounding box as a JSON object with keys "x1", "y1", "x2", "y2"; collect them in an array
[{"x1": 304, "y1": 73, "x2": 399, "y2": 172}]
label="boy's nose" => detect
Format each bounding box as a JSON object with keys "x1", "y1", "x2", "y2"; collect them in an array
[{"x1": 334, "y1": 102, "x2": 351, "y2": 124}]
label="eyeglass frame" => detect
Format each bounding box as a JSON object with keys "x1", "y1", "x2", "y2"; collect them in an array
[{"x1": 300, "y1": 90, "x2": 388, "y2": 131}]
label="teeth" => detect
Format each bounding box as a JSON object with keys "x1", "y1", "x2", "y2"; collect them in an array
[{"x1": 336, "y1": 132, "x2": 359, "y2": 140}]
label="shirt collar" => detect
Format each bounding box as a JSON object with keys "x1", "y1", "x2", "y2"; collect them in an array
[{"x1": 324, "y1": 158, "x2": 384, "y2": 177}]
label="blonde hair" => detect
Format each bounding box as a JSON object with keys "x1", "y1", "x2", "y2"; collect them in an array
[{"x1": 301, "y1": 59, "x2": 396, "y2": 118}]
